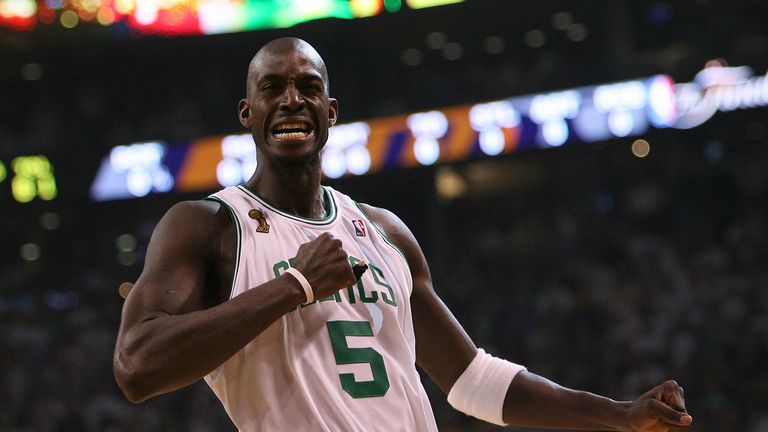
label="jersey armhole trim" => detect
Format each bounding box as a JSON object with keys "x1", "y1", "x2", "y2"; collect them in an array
[
  {"x1": 352, "y1": 202, "x2": 413, "y2": 290},
  {"x1": 204, "y1": 196, "x2": 241, "y2": 301}
]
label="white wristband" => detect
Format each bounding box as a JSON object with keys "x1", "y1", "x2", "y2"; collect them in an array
[
  {"x1": 284, "y1": 267, "x2": 314, "y2": 304},
  {"x1": 447, "y1": 349, "x2": 526, "y2": 426}
]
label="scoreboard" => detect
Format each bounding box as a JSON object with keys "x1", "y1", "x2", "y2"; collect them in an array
[
  {"x1": 90, "y1": 62, "x2": 768, "y2": 201},
  {"x1": 89, "y1": 61, "x2": 768, "y2": 201},
  {"x1": 0, "y1": 0, "x2": 463, "y2": 34},
  {"x1": 5, "y1": 61, "x2": 765, "y2": 203},
  {"x1": 0, "y1": 156, "x2": 58, "y2": 203},
  {"x1": 88, "y1": 74, "x2": 665, "y2": 200}
]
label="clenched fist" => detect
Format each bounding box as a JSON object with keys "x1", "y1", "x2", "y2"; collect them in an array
[
  {"x1": 626, "y1": 380, "x2": 692, "y2": 432},
  {"x1": 291, "y1": 233, "x2": 359, "y2": 300}
]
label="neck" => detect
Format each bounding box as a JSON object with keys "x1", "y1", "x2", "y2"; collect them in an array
[{"x1": 245, "y1": 158, "x2": 326, "y2": 219}]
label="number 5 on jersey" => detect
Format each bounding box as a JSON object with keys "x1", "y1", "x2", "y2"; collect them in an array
[{"x1": 326, "y1": 320, "x2": 390, "y2": 398}]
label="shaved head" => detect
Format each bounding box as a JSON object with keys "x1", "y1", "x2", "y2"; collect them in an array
[
  {"x1": 237, "y1": 36, "x2": 339, "y2": 169},
  {"x1": 246, "y1": 37, "x2": 329, "y2": 96}
]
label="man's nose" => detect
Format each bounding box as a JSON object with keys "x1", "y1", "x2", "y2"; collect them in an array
[{"x1": 280, "y1": 84, "x2": 304, "y2": 111}]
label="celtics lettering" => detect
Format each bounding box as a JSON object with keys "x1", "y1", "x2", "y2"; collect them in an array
[{"x1": 273, "y1": 255, "x2": 397, "y2": 309}]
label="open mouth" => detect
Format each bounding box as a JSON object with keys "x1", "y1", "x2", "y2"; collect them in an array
[{"x1": 271, "y1": 122, "x2": 314, "y2": 140}]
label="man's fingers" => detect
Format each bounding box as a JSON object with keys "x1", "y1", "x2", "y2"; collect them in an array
[
  {"x1": 667, "y1": 391, "x2": 686, "y2": 413},
  {"x1": 660, "y1": 380, "x2": 687, "y2": 412},
  {"x1": 648, "y1": 399, "x2": 693, "y2": 426}
]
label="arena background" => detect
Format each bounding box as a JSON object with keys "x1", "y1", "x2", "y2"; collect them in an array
[{"x1": 2, "y1": 0, "x2": 767, "y2": 430}]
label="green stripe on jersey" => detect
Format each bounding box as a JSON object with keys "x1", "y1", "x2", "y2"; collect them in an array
[
  {"x1": 237, "y1": 185, "x2": 338, "y2": 225},
  {"x1": 205, "y1": 196, "x2": 242, "y2": 300},
  {"x1": 352, "y1": 201, "x2": 408, "y2": 264}
]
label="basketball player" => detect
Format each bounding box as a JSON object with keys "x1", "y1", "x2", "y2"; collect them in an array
[{"x1": 113, "y1": 38, "x2": 693, "y2": 431}]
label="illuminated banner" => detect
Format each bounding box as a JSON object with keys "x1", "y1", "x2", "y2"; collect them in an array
[
  {"x1": 671, "y1": 60, "x2": 768, "y2": 129},
  {"x1": 89, "y1": 62, "x2": 768, "y2": 201},
  {"x1": 90, "y1": 142, "x2": 174, "y2": 201},
  {"x1": 0, "y1": 0, "x2": 463, "y2": 34}
]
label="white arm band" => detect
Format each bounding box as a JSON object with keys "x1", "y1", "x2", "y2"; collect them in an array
[
  {"x1": 447, "y1": 349, "x2": 526, "y2": 426},
  {"x1": 284, "y1": 267, "x2": 314, "y2": 304}
]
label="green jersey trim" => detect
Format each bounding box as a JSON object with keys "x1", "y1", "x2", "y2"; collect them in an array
[
  {"x1": 237, "y1": 185, "x2": 338, "y2": 226},
  {"x1": 352, "y1": 201, "x2": 409, "y2": 266},
  {"x1": 204, "y1": 196, "x2": 241, "y2": 300}
]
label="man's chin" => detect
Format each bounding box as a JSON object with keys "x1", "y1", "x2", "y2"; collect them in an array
[{"x1": 270, "y1": 149, "x2": 321, "y2": 168}]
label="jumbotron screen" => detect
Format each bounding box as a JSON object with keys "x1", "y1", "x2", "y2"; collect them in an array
[{"x1": 0, "y1": 0, "x2": 463, "y2": 34}]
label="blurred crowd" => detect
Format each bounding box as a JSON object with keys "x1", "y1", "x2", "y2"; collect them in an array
[
  {"x1": 431, "y1": 154, "x2": 768, "y2": 431},
  {"x1": 2, "y1": 117, "x2": 766, "y2": 431}
]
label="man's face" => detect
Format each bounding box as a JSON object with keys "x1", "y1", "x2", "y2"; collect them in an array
[{"x1": 239, "y1": 47, "x2": 338, "y2": 165}]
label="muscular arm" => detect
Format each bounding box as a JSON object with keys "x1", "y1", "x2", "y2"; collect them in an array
[
  {"x1": 359, "y1": 204, "x2": 691, "y2": 431},
  {"x1": 114, "y1": 201, "x2": 308, "y2": 403},
  {"x1": 356, "y1": 204, "x2": 477, "y2": 391}
]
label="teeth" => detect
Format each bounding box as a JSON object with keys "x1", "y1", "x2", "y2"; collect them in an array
[
  {"x1": 274, "y1": 131, "x2": 310, "y2": 139},
  {"x1": 274, "y1": 122, "x2": 309, "y2": 132}
]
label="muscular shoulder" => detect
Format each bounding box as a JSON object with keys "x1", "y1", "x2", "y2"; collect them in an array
[
  {"x1": 147, "y1": 199, "x2": 232, "y2": 262},
  {"x1": 159, "y1": 199, "x2": 228, "y2": 235},
  {"x1": 357, "y1": 204, "x2": 412, "y2": 246},
  {"x1": 357, "y1": 203, "x2": 429, "y2": 281}
]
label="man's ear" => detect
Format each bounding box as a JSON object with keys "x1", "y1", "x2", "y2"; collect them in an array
[
  {"x1": 238, "y1": 99, "x2": 252, "y2": 128},
  {"x1": 328, "y1": 98, "x2": 339, "y2": 126}
]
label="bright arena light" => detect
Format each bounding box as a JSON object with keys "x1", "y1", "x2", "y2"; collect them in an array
[
  {"x1": 541, "y1": 119, "x2": 569, "y2": 147},
  {"x1": 321, "y1": 150, "x2": 346, "y2": 179},
  {"x1": 109, "y1": 142, "x2": 164, "y2": 172},
  {"x1": 199, "y1": 0, "x2": 239, "y2": 34},
  {"x1": 327, "y1": 122, "x2": 370, "y2": 150},
  {"x1": 632, "y1": 139, "x2": 650, "y2": 158},
  {"x1": 608, "y1": 110, "x2": 634, "y2": 137},
  {"x1": 322, "y1": 122, "x2": 371, "y2": 177},
  {"x1": 221, "y1": 134, "x2": 255, "y2": 156},
  {"x1": 470, "y1": 100, "x2": 520, "y2": 130},
  {"x1": 134, "y1": 0, "x2": 158, "y2": 25},
  {"x1": 646, "y1": 75, "x2": 677, "y2": 127},
  {"x1": 345, "y1": 145, "x2": 371, "y2": 175},
  {"x1": 217, "y1": 134, "x2": 256, "y2": 186},
  {"x1": 413, "y1": 137, "x2": 440, "y2": 165},
  {"x1": 530, "y1": 91, "x2": 580, "y2": 146},
  {"x1": 408, "y1": 111, "x2": 448, "y2": 165},
  {"x1": 350, "y1": 0, "x2": 380, "y2": 17},
  {"x1": 530, "y1": 90, "x2": 581, "y2": 122},
  {"x1": 470, "y1": 101, "x2": 519, "y2": 156},
  {"x1": 105, "y1": 141, "x2": 172, "y2": 197},
  {"x1": 593, "y1": 81, "x2": 646, "y2": 112},
  {"x1": 216, "y1": 158, "x2": 241, "y2": 187},
  {"x1": 478, "y1": 128, "x2": 505, "y2": 156},
  {"x1": 0, "y1": 0, "x2": 36, "y2": 18},
  {"x1": 592, "y1": 81, "x2": 647, "y2": 137},
  {"x1": 408, "y1": 111, "x2": 449, "y2": 138},
  {"x1": 126, "y1": 167, "x2": 153, "y2": 197}
]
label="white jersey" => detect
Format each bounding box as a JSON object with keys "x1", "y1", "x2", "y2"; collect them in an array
[{"x1": 204, "y1": 185, "x2": 438, "y2": 432}]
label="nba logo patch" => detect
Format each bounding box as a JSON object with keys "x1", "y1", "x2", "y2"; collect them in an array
[{"x1": 352, "y1": 220, "x2": 366, "y2": 237}]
